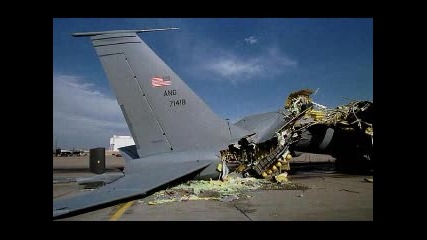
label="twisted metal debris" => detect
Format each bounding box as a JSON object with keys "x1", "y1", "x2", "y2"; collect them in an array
[{"x1": 219, "y1": 89, "x2": 373, "y2": 179}]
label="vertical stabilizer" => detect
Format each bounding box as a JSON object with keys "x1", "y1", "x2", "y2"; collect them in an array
[{"x1": 74, "y1": 29, "x2": 247, "y2": 157}]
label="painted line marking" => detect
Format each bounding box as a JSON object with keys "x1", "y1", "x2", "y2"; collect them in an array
[{"x1": 110, "y1": 200, "x2": 135, "y2": 221}]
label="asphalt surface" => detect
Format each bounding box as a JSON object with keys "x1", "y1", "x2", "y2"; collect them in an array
[{"x1": 53, "y1": 154, "x2": 373, "y2": 221}]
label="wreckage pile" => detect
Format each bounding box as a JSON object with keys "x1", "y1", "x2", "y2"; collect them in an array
[
  {"x1": 141, "y1": 174, "x2": 307, "y2": 205},
  {"x1": 220, "y1": 89, "x2": 373, "y2": 179},
  {"x1": 139, "y1": 90, "x2": 372, "y2": 206}
]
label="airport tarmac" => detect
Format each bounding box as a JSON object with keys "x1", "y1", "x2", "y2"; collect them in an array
[{"x1": 53, "y1": 154, "x2": 373, "y2": 221}]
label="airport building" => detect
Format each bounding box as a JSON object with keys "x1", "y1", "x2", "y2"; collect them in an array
[{"x1": 109, "y1": 135, "x2": 135, "y2": 151}]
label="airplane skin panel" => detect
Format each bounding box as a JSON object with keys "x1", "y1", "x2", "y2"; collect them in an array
[
  {"x1": 92, "y1": 35, "x2": 140, "y2": 47},
  {"x1": 256, "y1": 114, "x2": 289, "y2": 143},
  {"x1": 235, "y1": 112, "x2": 280, "y2": 133},
  {"x1": 90, "y1": 32, "x2": 248, "y2": 156},
  {"x1": 118, "y1": 145, "x2": 139, "y2": 161},
  {"x1": 53, "y1": 159, "x2": 212, "y2": 218},
  {"x1": 234, "y1": 112, "x2": 288, "y2": 143},
  {"x1": 99, "y1": 53, "x2": 171, "y2": 156}
]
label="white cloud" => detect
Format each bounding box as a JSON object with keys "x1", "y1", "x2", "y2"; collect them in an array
[
  {"x1": 203, "y1": 47, "x2": 297, "y2": 82},
  {"x1": 266, "y1": 47, "x2": 298, "y2": 67},
  {"x1": 136, "y1": 21, "x2": 297, "y2": 85},
  {"x1": 53, "y1": 74, "x2": 129, "y2": 149},
  {"x1": 244, "y1": 36, "x2": 258, "y2": 45},
  {"x1": 205, "y1": 56, "x2": 263, "y2": 81}
]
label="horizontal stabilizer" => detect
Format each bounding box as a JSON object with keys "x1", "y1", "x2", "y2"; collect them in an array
[
  {"x1": 77, "y1": 172, "x2": 125, "y2": 186},
  {"x1": 118, "y1": 145, "x2": 139, "y2": 162},
  {"x1": 53, "y1": 159, "x2": 211, "y2": 218}
]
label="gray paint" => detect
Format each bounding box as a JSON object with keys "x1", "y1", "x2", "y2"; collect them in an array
[
  {"x1": 91, "y1": 32, "x2": 248, "y2": 157},
  {"x1": 234, "y1": 111, "x2": 289, "y2": 143},
  {"x1": 54, "y1": 157, "x2": 213, "y2": 217},
  {"x1": 53, "y1": 29, "x2": 288, "y2": 218},
  {"x1": 54, "y1": 29, "x2": 239, "y2": 218},
  {"x1": 77, "y1": 172, "x2": 125, "y2": 185}
]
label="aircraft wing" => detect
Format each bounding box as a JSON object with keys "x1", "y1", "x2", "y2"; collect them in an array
[{"x1": 53, "y1": 159, "x2": 211, "y2": 218}]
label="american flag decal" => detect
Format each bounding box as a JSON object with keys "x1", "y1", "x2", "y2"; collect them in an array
[{"x1": 151, "y1": 76, "x2": 171, "y2": 87}]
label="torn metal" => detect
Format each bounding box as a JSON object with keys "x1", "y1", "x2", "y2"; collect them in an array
[{"x1": 219, "y1": 89, "x2": 373, "y2": 179}]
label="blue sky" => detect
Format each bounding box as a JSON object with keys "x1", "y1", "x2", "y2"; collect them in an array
[{"x1": 53, "y1": 18, "x2": 373, "y2": 149}]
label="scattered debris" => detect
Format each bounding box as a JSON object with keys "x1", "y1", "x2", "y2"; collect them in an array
[
  {"x1": 260, "y1": 182, "x2": 308, "y2": 191},
  {"x1": 274, "y1": 172, "x2": 288, "y2": 183},
  {"x1": 147, "y1": 196, "x2": 220, "y2": 205},
  {"x1": 148, "y1": 199, "x2": 177, "y2": 205},
  {"x1": 140, "y1": 175, "x2": 308, "y2": 206},
  {"x1": 219, "y1": 194, "x2": 239, "y2": 202}
]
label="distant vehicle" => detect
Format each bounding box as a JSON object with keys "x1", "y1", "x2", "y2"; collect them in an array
[
  {"x1": 54, "y1": 28, "x2": 373, "y2": 218},
  {"x1": 59, "y1": 149, "x2": 73, "y2": 157},
  {"x1": 73, "y1": 150, "x2": 88, "y2": 156},
  {"x1": 54, "y1": 148, "x2": 87, "y2": 157}
]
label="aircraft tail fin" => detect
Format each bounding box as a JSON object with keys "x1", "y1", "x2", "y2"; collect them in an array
[{"x1": 74, "y1": 29, "x2": 247, "y2": 157}]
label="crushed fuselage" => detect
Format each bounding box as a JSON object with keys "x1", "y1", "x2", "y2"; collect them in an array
[{"x1": 220, "y1": 89, "x2": 373, "y2": 179}]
